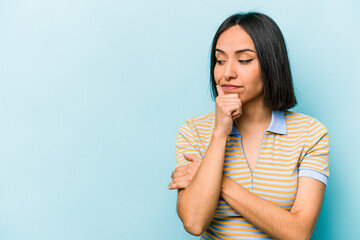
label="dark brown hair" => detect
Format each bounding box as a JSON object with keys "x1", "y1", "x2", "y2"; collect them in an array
[{"x1": 210, "y1": 12, "x2": 297, "y2": 110}]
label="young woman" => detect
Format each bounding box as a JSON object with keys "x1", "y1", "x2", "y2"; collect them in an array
[{"x1": 168, "y1": 12, "x2": 329, "y2": 240}]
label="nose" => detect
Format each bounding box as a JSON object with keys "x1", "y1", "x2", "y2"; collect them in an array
[{"x1": 223, "y1": 60, "x2": 237, "y2": 81}]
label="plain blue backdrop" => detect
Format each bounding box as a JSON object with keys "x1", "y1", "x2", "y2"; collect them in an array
[{"x1": 0, "y1": 0, "x2": 359, "y2": 239}]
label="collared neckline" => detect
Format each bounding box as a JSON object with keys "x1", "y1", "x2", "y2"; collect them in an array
[{"x1": 229, "y1": 111, "x2": 287, "y2": 136}]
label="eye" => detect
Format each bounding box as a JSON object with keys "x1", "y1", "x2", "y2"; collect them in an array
[
  {"x1": 216, "y1": 59, "x2": 225, "y2": 65},
  {"x1": 238, "y1": 58, "x2": 254, "y2": 64}
]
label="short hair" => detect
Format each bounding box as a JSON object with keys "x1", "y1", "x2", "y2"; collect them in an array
[{"x1": 210, "y1": 12, "x2": 297, "y2": 111}]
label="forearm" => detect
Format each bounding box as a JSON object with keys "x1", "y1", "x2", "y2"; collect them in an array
[
  {"x1": 177, "y1": 133, "x2": 227, "y2": 235},
  {"x1": 221, "y1": 176, "x2": 311, "y2": 240}
]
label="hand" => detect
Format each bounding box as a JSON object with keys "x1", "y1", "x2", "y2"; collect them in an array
[
  {"x1": 168, "y1": 153, "x2": 202, "y2": 190},
  {"x1": 214, "y1": 85, "x2": 242, "y2": 138}
]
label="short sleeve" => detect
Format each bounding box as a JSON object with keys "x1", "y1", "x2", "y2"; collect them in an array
[
  {"x1": 298, "y1": 120, "x2": 330, "y2": 186},
  {"x1": 175, "y1": 120, "x2": 203, "y2": 168}
]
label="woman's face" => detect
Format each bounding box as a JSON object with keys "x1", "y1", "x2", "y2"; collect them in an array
[{"x1": 214, "y1": 25, "x2": 263, "y2": 104}]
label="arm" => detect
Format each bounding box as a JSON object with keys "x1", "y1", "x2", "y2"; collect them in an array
[
  {"x1": 176, "y1": 133, "x2": 227, "y2": 236},
  {"x1": 172, "y1": 85, "x2": 242, "y2": 235},
  {"x1": 221, "y1": 176, "x2": 325, "y2": 240}
]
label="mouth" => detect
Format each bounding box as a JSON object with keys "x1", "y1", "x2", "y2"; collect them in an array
[{"x1": 222, "y1": 84, "x2": 242, "y2": 91}]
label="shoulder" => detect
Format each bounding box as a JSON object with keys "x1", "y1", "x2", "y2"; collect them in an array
[
  {"x1": 178, "y1": 112, "x2": 215, "y2": 133},
  {"x1": 181, "y1": 111, "x2": 215, "y2": 127},
  {"x1": 186, "y1": 112, "x2": 215, "y2": 125},
  {"x1": 285, "y1": 111, "x2": 328, "y2": 135}
]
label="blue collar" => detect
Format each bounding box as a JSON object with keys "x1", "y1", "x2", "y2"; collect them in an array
[{"x1": 229, "y1": 111, "x2": 287, "y2": 136}]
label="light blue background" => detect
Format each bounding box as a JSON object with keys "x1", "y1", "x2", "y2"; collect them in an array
[{"x1": 0, "y1": 0, "x2": 359, "y2": 239}]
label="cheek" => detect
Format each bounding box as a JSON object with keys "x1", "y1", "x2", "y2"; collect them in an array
[
  {"x1": 247, "y1": 65, "x2": 262, "y2": 85},
  {"x1": 213, "y1": 66, "x2": 222, "y2": 84}
]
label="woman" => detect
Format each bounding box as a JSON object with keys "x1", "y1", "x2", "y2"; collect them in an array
[{"x1": 168, "y1": 12, "x2": 329, "y2": 240}]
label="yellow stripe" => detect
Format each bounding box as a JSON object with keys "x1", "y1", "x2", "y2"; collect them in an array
[
  {"x1": 202, "y1": 230, "x2": 224, "y2": 240},
  {"x1": 255, "y1": 175, "x2": 297, "y2": 183},
  {"x1": 256, "y1": 160, "x2": 298, "y2": 167},
  {"x1": 261, "y1": 146, "x2": 304, "y2": 153},
  {"x1": 254, "y1": 181, "x2": 298, "y2": 189},
  {"x1": 253, "y1": 186, "x2": 297, "y2": 195},
  {"x1": 254, "y1": 191, "x2": 296, "y2": 201},
  {"x1": 212, "y1": 218, "x2": 252, "y2": 226},
  {"x1": 224, "y1": 166, "x2": 249, "y2": 171},
  {"x1": 224, "y1": 156, "x2": 243, "y2": 161},
  {"x1": 211, "y1": 224, "x2": 263, "y2": 232},
  {"x1": 225, "y1": 146, "x2": 243, "y2": 151},
  {"x1": 209, "y1": 226, "x2": 269, "y2": 238},
  {"x1": 259, "y1": 150, "x2": 304, "y2": 158},
  {"x1": 255, "y1": 165, "x2": 297, "y2": 172},
  {"x1": 225, "y1": 151, "x2": 243, "y2": 156}
]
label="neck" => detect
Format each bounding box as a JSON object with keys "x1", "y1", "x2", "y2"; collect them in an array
[{"x1": 234, "y1": 97, "x2": 272, "y2": 135}]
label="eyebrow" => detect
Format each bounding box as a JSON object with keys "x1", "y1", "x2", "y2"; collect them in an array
[{"x1": 215, "y1": 48, "x2": 256, "y2": 54}]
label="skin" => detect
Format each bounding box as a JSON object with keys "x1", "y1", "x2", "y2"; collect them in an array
[{"x1": 169, "y1": 26, "x2": 325, "y2": 239}]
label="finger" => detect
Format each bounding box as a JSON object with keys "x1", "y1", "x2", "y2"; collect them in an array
[
  {"x1": 172, "y1": 170, "x2": 187, "y2": 179},
  {"x1": 216, "y1": 98, "x2": 241, "y2": 107},
  {"x1": 171, "y1": 166, "x2": 187, "y2": 179},
  {"x1": 184, "y1": 155, "x2": 202, "y2": 167},
  {"x1": 230, "y1": 111, "x2": 241, "y2": 118},
  {"x1": 231, "y1": 108, "x2": 241, "y2": 117},
  {"x1": 232, "y1": 112, "x2": 242, "y2": 119},
  {"x1": 168, "y1": 180, "x2": 189, "y2": 190},
  {"x1": 171, "y1": 162, "x2": 192, "y2": 177},
  {"x1": 172, "y1": 175, "x2": 192, "y2": 184},
  {"x1": 232, "y1": 112, "x2": 241, "y2": 118},
  {"x1": 216, "y1": 85, "x2": 225, "y2": 96},
  {"x1": 231, "y1": 104, "x2": 242, "y2": 118},
  {"x1": 218, "y1": 97, "x2": 241, "y2": 102},
  {"x1": 183, "y1": 153, "x2": 202, "y2": 163},
  {"x1": 173, "y1": 163, "x2": 199, "y2": 178},
  {"x1": 217, "y1": 94, "x2": 239, "y2": 99},
  {"x1": 218, "y1": 100, "x2": 241, "y2": 107},
  {"x1": 217, "y1": 101, "x2": 241, "y2": 108},
  {"x1": 223, "y1": 105, "x2": 242, "y2": 116}
]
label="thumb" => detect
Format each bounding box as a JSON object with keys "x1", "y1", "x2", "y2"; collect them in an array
[
  {"x1": 216, "y1": 84, "x2": 225, "y2": 96},
  {"x1": 183, "y1": 153, "x2": 202, "y2": 163}
]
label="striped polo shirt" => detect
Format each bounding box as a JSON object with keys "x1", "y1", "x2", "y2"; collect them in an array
[{"x1": 175, "y1": 111, "x2": 330, "y2": 239}]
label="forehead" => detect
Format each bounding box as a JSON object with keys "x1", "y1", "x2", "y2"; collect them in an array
[{"x1": 216, "y1": 25, "x2": 255, "y2": 51}]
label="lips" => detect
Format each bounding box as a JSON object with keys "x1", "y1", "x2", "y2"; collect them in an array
[
  {"x1": 222, "y1": 84, "x2": 241, "y2": 87},
  {"x1": 222, "y1": 84, "x2": 242, "y2": 91}
]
